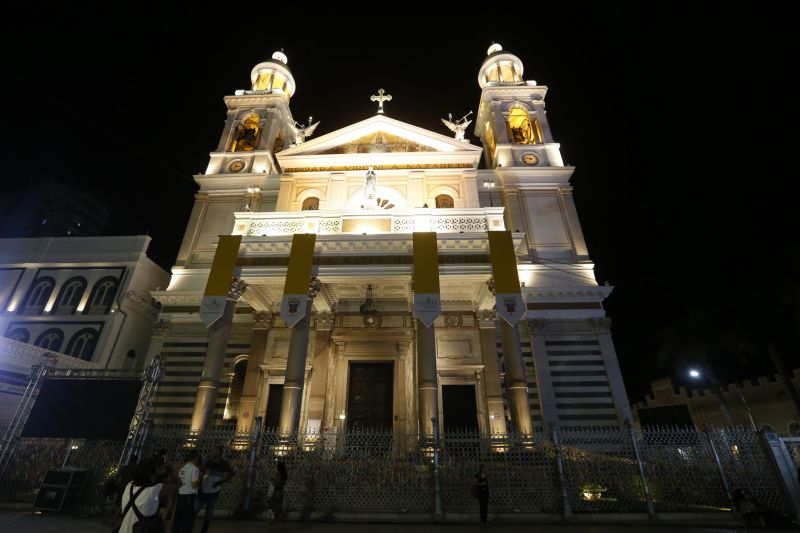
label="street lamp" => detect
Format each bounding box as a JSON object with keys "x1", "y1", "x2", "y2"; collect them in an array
[
  {"x1": 688, "y1": 368, "x2": 757, "y2": 430},
  {"x1": 482, "y1": 179, "x2": 496, "y2": 207}
]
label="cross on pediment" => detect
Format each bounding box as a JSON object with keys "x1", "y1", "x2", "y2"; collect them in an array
[{"x1": 370, "y1": 88, "x2": 392, "y2": 114}]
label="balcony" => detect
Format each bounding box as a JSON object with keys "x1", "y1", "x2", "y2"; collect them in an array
[{"x1": 232, "y1": 207, "x2": 506, "y2": 237}]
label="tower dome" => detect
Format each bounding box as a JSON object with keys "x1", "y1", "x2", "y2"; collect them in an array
[
  {"x1": 250, "y1": 51, "x2": 296, "y2": 98},
  {"x1": 478, "y1": 43, "x2": 527, "y2": 89}
]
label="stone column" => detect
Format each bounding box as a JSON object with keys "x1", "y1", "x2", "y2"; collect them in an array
[
  {"x1": 500, "y1": 320, "x2": 534, "y2": 436},
  {"x1": 277, "y1": 278, "x2": 321, "y2": 435},
  {"x1": 416, "y1": 318, "x2": 439, "y2": 441},
  {"x1": 236, "y1": 311, "x2": 272, "y2": 433},
  {"x1": 191, "y1": 278, "x2": 247, "y2": 433},
  {"x1": 477, "y1": 311, "x2": 508, "y2": 435},
  {"x1": 532, "y1": 102, "x2": 554, "y2": 143},
  {"x1": 486, "y1": 278, "x2": 533, "y2": 436}
]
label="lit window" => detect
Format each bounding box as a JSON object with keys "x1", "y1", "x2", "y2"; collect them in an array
[
  {"x1": 55, "y1": 277, "x2": 87, "y2": 315},
  {"x1": 22, "y1": 277, "x2": 55, "y2": 315}
]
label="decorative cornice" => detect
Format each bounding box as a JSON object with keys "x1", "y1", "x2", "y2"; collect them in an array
[{"x1": 524, "y1": 286, "x2": 612, "y2": 302}]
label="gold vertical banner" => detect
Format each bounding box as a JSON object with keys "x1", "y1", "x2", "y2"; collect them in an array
[
  {"x1": 280, "y1": 234, "x2": 317, "y2": 328},
  {"x1": 413, "y1": 232, "x2": 441, "y2": 327},
  {"x1": 487, "y1": 231, "x2": 525, "y2": 326},
  {"x1": 199, "y1": 235, "x2": 243, "y2": 327}
]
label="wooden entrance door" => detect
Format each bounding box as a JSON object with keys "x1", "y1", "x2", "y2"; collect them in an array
[{"x1": 346, "y1": 363, "x2": 393, "y2": 430}]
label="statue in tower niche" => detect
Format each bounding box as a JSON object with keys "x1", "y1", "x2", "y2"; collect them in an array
[
  {"x1": 441, "y1": 111, "x2": 473, "y2": 142},
  {"x1": 363, "y1": 167, "x2": 377, "y2": 209}
]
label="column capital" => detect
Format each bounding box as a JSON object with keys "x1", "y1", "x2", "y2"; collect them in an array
[
  {"x1": 252, "y1": 311, "x2": 273, "y2": 329},
  {"x1": 528, "y1": 318, "x2": 547, "y2": 332},
  {"x1": 486, "y1": 277, "x2": 497, "y2": 296},
  {"x1": 477, "y1": 310, "x2": 497, "y2": 328},
  {"x1": 228, "y1": 277, "x2": 248, "y2": 300},
  {"x1": 152, "y1": 319, "x2": 172, "y2": 336},
  {"x1": 313, "y1": 311, "x2": 334, "y2": 330},
  {"x1": 308, "y1": 276, "x2": 322, "y2": 299}
]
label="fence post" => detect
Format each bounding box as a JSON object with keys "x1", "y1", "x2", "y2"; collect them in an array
[
  {"x1": 625, "y1": 419, "x2": 655, "y2": 518},
  {"x1": 705, "y1": 427, "x2": 735, "y2": 511},
  {"x1": 759, "y1": 431, "x2": 800, "y2": 519},
  {"x1": 432, "y1": 417, "x2": 442, "y2": 516},
  {"x1": 241, "y1": 416, "x2": 262, "y2": 514},
  {"x1": 550, "y1": 423, "x2": 573, "y2": 519}
]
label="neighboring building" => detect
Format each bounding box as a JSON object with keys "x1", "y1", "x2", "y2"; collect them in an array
[
  {"x1": 632, "y1": 374, "x2": 800, "y2": 436},
  {"x1": 0, "y1": 235, "x2": 169, "y2": 432},
  {"x1": 147, "y1": 45, "x2": 631, "y2": 434},
  {"x1": 0, "y1": 180, "x2": 110, "y2": 238}
]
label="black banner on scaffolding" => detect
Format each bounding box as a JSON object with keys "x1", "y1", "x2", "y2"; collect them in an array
[{"x1": 21, "y1": 379, "x2": 142, "y2": 439}]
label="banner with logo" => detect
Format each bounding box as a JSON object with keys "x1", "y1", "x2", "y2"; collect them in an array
[
  {"x1": 487, "y1": 231, "x2": 525, "y2": 326},
  {"x1": 199, "y1": 235, "x2": 242, "y2": 328},
  {"x1": 413, "y1": 232, "x2": 441, "y2": 327},
  {"x1": 280, "y1": 233, "x2": 317, "y2": 328}
]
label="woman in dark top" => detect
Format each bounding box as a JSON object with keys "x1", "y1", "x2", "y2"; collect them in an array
[{"x1": 475, "y1": 464, "x2": 489, "y2": 525}]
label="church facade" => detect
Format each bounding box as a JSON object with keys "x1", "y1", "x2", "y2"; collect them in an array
[{"x1": 147, "y1": 45, "x2": 631, "y2": 436}]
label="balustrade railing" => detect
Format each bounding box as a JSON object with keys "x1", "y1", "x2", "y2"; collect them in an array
[{"x1": 232, "y1": 208, "x2": 506, "y2": 237}]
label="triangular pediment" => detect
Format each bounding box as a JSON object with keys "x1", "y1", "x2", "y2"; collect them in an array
[{"x1": 276, "y1": 115, "x2": 482, "y2": 172}]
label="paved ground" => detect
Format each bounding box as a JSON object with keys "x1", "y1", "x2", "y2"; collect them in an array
[{"x1": 0, "y1": 510, "x2": 791, "y2": 533}]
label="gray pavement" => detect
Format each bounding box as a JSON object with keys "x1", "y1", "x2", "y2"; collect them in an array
[{"x1": 0, "y1": 510, "x2": 781, "y2": 533}]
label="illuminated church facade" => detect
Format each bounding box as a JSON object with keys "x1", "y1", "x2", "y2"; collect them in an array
[{"x1": 147, "y1": 45, "x2": 632, "y2": 436}]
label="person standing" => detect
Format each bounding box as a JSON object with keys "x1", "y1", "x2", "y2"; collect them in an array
[
  {"x1": 267, "y1": 461, "x2": 288, "y2": 524},
  {"x1": 172, "y1": 450, "x2": 200, "y2": 533},
  {"x1": 196, "y1": 445, "x2": 235, "y2": 533},
  {"x1": 118, "y1": 459, "x2": 164, "y2": 533},
  {"x1": 475, "y1": 464, "x2": 489, "y2": 526}
]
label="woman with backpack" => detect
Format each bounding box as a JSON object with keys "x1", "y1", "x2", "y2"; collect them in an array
[{"x1": 118, "y1": 459, "x2": 165, "y2": 533}]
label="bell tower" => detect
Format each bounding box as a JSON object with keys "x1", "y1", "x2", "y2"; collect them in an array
[
  {"x1": 175, "y1": 51, "x2": 300, "y2": 267},
  {"x1": 474, "y1": 44, "x2": 563, "y2": 170}
]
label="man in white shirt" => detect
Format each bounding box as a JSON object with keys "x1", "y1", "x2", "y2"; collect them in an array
[
  {"x1": 119, "y1": 459, "x2": 163, "y2": 533},
  {"x1": 172, "y1": 449, "x2": 200, "y2": 533}
]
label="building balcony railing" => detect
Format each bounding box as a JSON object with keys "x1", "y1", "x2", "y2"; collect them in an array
[{"x1": 232, "y1": 207, "x2": 506, "y2": 237}]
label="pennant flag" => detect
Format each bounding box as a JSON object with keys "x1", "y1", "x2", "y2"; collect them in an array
[
  {"x1": 199, "y1": 235, "x2": 242, "y2": 327},
  {"x1": 280, "y1": 234, "x2": 317, "y2": 327},
  {"x1": 487, "y1": 231, "x2": 525, "y2": 326},
  {"x1": 413, "y1": 232, "x2": 441, "y2": 327}
]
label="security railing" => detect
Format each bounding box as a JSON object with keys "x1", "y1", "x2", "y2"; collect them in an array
[{"x1": 0, "y1": 423, "x2": 792, "y2": 519}]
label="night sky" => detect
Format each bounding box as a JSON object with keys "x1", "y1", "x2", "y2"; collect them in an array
[{"x1": 0, "y1": 8, "x2": 795, "y2": 401}]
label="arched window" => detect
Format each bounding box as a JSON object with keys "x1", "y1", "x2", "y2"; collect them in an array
[
  {"x1": 65, "y1": 328, "x2": 98, "y2": 361},
  {"x1": 22, "y1": 276, "x2": 55, "y2": 315},
  {"x1": 508, "y1": 107, "x2": 542, "y2": 145},
  {"x1": 5, "y1": 328, "x2": 30, "y2": 343},
  {"x1": 302, "y1": 197, "x2": 320, "y2": 211},
  {"x1": 229, "y1": 113, "x2": 261, "y2": 152},
  {"x1": 86, "y1": 277, "x2": 118, "y2": 315},
  {"x1": 34, "y1": 328, "x2": 64, "y2": 352},
  {"x1": 435, "y1": 194, "x2": 454, "y2": 209},
  {"x1": 223, "y1": 358, "x2": 249, "y2": 420},
  {"x1": 55, "y1": 276, "x2": 87, "y2": 315}
]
